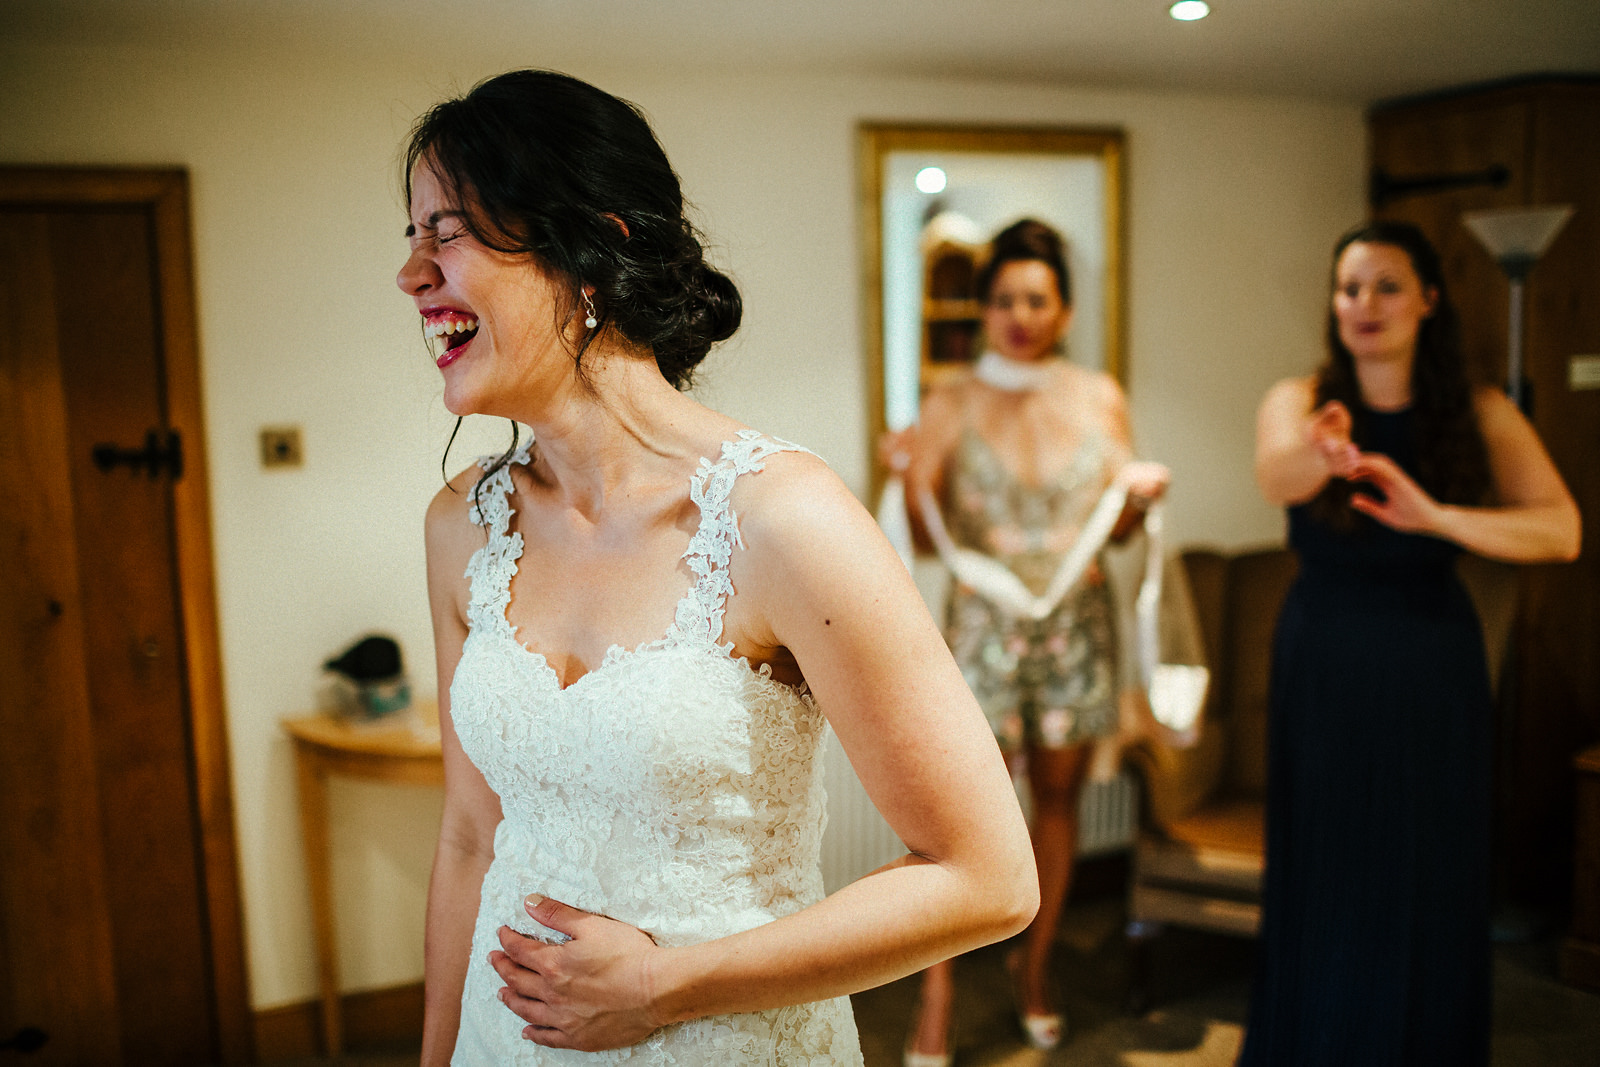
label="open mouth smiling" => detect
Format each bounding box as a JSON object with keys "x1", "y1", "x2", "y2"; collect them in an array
[{"x1": 425, "y1": 313, "x2": 480, "y2": 367}]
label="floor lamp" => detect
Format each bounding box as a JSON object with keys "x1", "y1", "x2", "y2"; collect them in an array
[
  {"x1": 1462, "y1": 205, "x2": 1574, "y2": 410},
  {"x1": 1462, "y1": 206, "x2": 1574, "y2": 943}
]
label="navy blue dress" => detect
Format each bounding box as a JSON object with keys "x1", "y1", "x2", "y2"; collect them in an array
[{"x1": 1238, "y1": 407, "x2": 1492, "y2": 1066}]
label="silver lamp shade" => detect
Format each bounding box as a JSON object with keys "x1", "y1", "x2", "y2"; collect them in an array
[{"x1": 1462, "y1": 205, "x2": 1574, "y2": 407}]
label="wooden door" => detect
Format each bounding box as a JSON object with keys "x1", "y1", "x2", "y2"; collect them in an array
[
  {"x1": 0, "y1": 170, "x2": 250, "y2": 1064},
  {"x1": 1368, "y1": 94, "x2": 1529, "y2": 385},
  {"x1": 1370, "y1": 80, "x2": 1600, "y2": 917},
  {"x1": 1516, "y1": 85, "x2": 1600, "y2": 914}
]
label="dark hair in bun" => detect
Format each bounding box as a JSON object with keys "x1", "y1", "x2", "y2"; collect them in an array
[
  {"x1": 975, "y1": 218, "x2": 1072, "y2": 306},
  {"x1": 404, "y1": 68, "x2": 740, "y2": 389}
]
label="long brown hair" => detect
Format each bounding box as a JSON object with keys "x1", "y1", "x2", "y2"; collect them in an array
[{"x1": 1310, "y1": 221, "x2": 1490, "y2": 526}]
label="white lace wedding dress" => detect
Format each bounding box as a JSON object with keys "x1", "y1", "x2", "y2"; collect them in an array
[{"x1": 448, "y1": 431, "x2": 865, "y2": 1065}]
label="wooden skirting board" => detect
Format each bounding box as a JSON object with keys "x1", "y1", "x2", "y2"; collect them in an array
[{"x1": 254, "y1": 981, "x2": 424, "y2": 1060}]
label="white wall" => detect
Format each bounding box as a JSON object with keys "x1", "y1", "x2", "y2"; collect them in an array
[{"x1": 0, "y1": 39, "x2": 1363, "y2": 1010}]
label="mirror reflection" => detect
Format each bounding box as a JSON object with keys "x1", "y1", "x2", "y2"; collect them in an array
[{"x1": 860, "y1": 124, "x2": 1125, "y2": 478}]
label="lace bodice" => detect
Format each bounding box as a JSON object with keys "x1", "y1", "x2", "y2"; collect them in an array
[{"x1": 448, "y1": 431, "x2": 863, "y2": 1065}]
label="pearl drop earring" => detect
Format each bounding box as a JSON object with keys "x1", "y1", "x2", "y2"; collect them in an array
[{"x1": 581, "y1": 289, "x2": 598, "y2": 329}]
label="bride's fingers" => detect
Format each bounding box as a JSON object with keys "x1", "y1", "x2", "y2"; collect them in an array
[
  {"x1": 483, "y1": 953, "x2": 534, "y2": 985},
  {"x1": 498, "y1": 986, "x2": 576, "y2": 1048},
  {"x1": 521, "y1": 1024, "x2": 576, "y2": 1049},
  {"x1": 525, "y1": 893, "x2": 593, "y2": 940},
  {"x1": 495, "y1": 926, "x2": 551, "y2": 969},
  {"x1": 497, "y1": 980, "x2": 543, "y2": 1022}
]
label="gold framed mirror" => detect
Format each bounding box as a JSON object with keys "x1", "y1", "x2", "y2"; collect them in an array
[{"x1": 858, "y1": 123, "x2": 1125, "y2": 497}]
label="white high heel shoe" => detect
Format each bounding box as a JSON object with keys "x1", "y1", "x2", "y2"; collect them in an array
[
  {"x1": 903, "y1": 1048, "x2": 952, "y2": 1067},
  {"x1": 1017, "y1": 1010, "x2": 1064, "y2": 1051},
  {"x1": 1007, "y1": 950, "x2": 1065, "y2": 1051}
]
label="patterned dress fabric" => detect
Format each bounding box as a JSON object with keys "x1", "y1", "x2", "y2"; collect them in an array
[
  {"x1": 1239, "y1": 406, "x2": 1492, "y2": 1066},
  {"x1": 448, "y1": 431, "x2": 864, "y2": 1065},
  {"x1": 941, "y1": 427, "x2": 1118, "y2": 750}
]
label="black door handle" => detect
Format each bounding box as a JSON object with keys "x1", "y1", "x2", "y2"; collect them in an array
[
  {"x1": 91, "y1": 429, "x2": 183, "y2": 480},
  {"x1": 0, "y1": 1027, "x2": 47, "y2": 1052}
]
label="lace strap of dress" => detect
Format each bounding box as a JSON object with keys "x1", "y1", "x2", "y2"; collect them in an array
[
  {"x1": 671, "y1": 430, "x2": 813, "y2": 645},
  {"x1": 463, "y1": 443, "x2": 534, "y2": 634}
]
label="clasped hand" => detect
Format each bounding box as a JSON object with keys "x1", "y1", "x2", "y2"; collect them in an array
[
  {"x1": 1306, "y1": 401, "x2": 1443, "y2": 534},
  {"x1": 1306, "y1": 400, "x2": 1360, "y2": 478},
  {"x1": 490, "y1": 894, "x2": 666, "y2": 1051},
  {"x1": 1344, "y1": 452, "x2": 1443, "y2": 533}
]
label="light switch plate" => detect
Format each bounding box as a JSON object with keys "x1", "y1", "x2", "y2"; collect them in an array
[
  {"x1": 1570, "y1": 355, "x2": 1600, "y2": 391},
  {"x1": 260, "y1": 426, "x2": 303, "y2": 468}
]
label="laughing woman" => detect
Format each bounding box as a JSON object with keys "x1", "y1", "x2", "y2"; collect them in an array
[{"x1": 403, "y1": 71, "x2": 1036, "y2": 1066}]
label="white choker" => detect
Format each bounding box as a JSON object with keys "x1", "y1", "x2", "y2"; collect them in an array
[{"x1": 973, "y1": 350, "x2": 1056, "y2": 392}]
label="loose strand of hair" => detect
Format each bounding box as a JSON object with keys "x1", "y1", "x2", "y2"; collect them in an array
[{"x1": 441, "y1": 416, "x2": 464, "y2": 492}]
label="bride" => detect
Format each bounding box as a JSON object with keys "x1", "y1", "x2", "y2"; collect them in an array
[{"x1": 402, "y1": 70, "x2": 1037, "y2": 1065}]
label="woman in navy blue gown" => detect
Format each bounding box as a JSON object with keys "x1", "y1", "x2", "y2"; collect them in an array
[{"x1": 1241, "y1": 221, "x2": 1580, "y2": 1066}]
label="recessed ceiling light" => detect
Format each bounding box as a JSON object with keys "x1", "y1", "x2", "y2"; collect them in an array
[
  {"x1": 1170, "y1": 1, "x2": 1210, "y2": 20},
  {"x1": 915, "y1": 166, "x2": 947, "y2": 194}
]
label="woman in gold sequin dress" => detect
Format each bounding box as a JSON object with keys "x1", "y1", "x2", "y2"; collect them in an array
[{"x1": 883, "y1": 219, "x2": 1168, "y2": 1063}]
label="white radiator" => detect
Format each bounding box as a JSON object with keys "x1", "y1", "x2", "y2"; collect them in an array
[
  {"x1": 1074, "y1": 771, "x2": 1141, "y2": 856},
  {"x1": 819, "y1": 729, "x2": 1140, "y2": 893}
]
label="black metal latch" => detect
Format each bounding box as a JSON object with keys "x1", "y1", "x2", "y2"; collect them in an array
[
  {"x1": 91, "y1": 428, "x2": 184, "y2": 480},
  {"x1": 0, "y1": 1026, "x2": 48, "y2": 1052},
  {"x1": 1368, "y1": 164, "x2": 1510, "y2": 208}
]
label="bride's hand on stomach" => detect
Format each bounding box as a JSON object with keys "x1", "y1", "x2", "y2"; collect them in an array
[{"x1": 490, "y1": 894, "x2": 664, "y2": 1051}]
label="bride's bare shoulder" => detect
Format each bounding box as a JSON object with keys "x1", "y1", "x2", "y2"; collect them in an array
[
  {"x1": 425, "y1": 461, "x2": 496, "y2": 565},
  {"x1": 732, "y1": 445, "x2": 864, "y2": 544}
]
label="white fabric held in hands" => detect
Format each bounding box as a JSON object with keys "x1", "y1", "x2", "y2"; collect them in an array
[{"x1": 875, "y1": 465, "x2": 1207, "y2": 738}]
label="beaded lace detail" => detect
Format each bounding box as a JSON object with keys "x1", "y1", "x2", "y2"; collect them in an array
[{"x1": 449, "y1": 431, "x2": 863, "y2": 1065}]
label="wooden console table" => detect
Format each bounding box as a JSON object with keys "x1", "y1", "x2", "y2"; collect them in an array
[
  {"x1": 1561, "y1": 744, "x2": 1600, "y2": 991},
  {"x1": 283, "y1": 713, "x2": 443, "y2": 1055}
]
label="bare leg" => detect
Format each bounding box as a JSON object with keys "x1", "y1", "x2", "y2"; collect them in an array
[
  {"x1": 1014, "y1": 741, "x2": 1093, "y2": 1016},
  {"x1": 906, "y1": 957, "x2": 954, "y2": 1057}
]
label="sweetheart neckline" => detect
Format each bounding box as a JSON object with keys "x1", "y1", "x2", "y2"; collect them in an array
[
  {"x1": 465, "y1": 431, "x2": 813, "y2": 696},
  {"x1": 481, "y1": 625, "x2": 804, "y2": 699}
]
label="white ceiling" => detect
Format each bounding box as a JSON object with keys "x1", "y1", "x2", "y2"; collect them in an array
[{"x1": 7, "y1": 0, "x2": 1599, "y2": 104}]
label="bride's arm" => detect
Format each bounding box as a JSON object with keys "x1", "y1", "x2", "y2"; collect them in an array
[
  {"x1": 490, "y1": 454, "x2": 1037, "y2": 1050},
  {"x1": 420, "y1": 481, "x2": 504, "y2": 1066}
]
